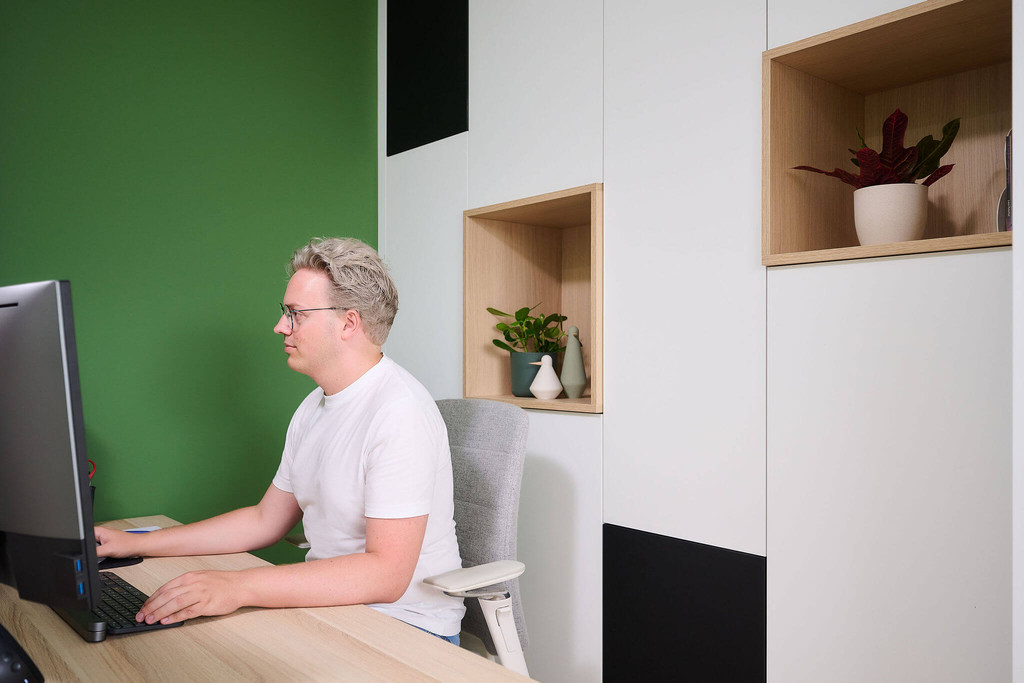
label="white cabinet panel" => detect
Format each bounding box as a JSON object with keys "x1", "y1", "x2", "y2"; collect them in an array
[
  {"x1": 518, "y1": 410, "x2": 603, "y2": 683},
  {"x1": 603, "y1": 0, "x2": 767, "y2": 555},
  {"x1": 1012, "y1": 13, "x2": 1024, "y2": 679},
  {"x1": 467, "y1": 0, "x2": 603, "y2": 207},
  {"x1": 768, "y1": 0, "x2": 920, "y2": 49},
  {"x1": 767, "y1": 250, "x2": 1011, "y2": 683},
  {"x1": 381, "y1": 134, "x2": 468, "y2": 399}
]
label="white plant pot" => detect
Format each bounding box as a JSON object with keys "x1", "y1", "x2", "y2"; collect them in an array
[{"x1": 853, "y1": 183, "x2": 928, "y2": 246}]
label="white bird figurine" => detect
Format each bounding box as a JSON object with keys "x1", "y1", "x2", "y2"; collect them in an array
[{"x1": 529, "y1": 355, "x2": 563, "y2": 400}]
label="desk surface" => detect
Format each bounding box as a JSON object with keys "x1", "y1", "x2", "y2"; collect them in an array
[{"x1": 0, "y1": 516, "x2": 529, "y2": 682}]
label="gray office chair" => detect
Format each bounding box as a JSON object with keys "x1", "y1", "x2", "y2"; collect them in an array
[{"x1": 423, "y1": 398, "x2": 530, "y2": 677}]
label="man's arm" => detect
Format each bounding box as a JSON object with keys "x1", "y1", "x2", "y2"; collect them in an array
[
  {"x1": 95, "y1": 484, "x2": 303, "y2": 559},
  {"x1": 136, "y1": 514, "x2": 428, "y2": 625}
]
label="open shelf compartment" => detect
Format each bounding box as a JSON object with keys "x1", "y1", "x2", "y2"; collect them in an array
[
  {"x1": 464, "y1": 184, "x2": 603, "y2": 414},
  {"x1": 762, "y1": 0, "x2": 1012, "y2": 266}
]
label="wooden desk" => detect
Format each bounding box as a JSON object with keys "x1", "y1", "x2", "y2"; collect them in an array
[{"x1": 0, "y1": 516, "x2": 530, "y2": 682}]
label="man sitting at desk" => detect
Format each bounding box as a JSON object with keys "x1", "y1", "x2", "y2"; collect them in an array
[{"x1": 95, "y1": 237, "x2": 466, "y2": 644}]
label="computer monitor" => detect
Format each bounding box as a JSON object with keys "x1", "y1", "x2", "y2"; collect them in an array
[{"x1": 0, "y1": 280, "x2": 101, "y2": 613}]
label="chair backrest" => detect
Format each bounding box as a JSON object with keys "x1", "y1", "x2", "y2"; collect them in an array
[{"x1": 436, "y1": 398, "x2": 530, "y2": 652}]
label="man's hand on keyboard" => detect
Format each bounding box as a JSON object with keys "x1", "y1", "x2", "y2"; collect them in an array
[{"x1": 137, "y1": 570, "x2": 247, "y2": 625}]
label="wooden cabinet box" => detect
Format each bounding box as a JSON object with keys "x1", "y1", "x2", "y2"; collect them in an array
[
  {"x1": 763, "y1": 0, "x2": 1012, "y2": 265},
  {"x1": 464, "y1": 184, "x2": 603, "y2": 413}
]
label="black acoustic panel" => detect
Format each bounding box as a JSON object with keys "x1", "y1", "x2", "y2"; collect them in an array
[
  {"x1": 603, "y1": 524, "x2": 766, "y2": 681},
  {"x1": 386, "y1": 0, "x2": 468, "y2": 156}
]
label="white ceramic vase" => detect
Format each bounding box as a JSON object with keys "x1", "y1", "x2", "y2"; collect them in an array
[
  {"x1": 529, "y1": 355, "x2": 563, "y2": 400},
  {"x1": 853, "y1": 183, "x2": 928, "y2": 246}
]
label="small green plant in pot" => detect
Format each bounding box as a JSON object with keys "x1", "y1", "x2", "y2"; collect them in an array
[
  {"x1": 488, "y1": 304, "x2": 567, "y2": 397},
  {"x1": 794, "y1": 108, "x2": 959, "y2": 246}
]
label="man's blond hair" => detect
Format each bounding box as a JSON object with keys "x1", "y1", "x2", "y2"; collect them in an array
[{"x1": 288, "y1": 237, "x2": 399, "y2": 345}]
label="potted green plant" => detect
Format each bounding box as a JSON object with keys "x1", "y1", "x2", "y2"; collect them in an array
[
  {"x1": 488, "y1": 304, "x2": 567, "y2": 397},
  {"x1": 794, "y1": 108, "x2": 959, "y2": 246}
]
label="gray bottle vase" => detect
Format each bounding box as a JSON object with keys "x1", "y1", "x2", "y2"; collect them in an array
[{"x1": 560, "y1": 326, "x2": 587, "y2": 399}]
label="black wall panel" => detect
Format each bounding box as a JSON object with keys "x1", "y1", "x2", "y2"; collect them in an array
[
  {"x1": 603, "y1": 524, "x2": 766, "y2": 681},
  {"x1": 386, "y1": 0, "x2": 468, "y2": 156}
]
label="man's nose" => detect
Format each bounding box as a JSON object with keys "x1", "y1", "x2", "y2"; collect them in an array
[{"x1": 274, "y1": 315, "x2": 291, "y2": 335}]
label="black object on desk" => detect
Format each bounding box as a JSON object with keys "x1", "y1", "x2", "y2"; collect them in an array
[
  {"x1": 97, "y1": 556, "x2": 143, "y2": 570},
  {"x1": 0, "y1": 622, "x2": 43, "y2": 683}
]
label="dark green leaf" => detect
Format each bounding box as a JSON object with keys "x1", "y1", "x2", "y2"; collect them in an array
[
  {"x1": 515, "y1": 307, "x2": 531, "y2": 323},
  {"x1": 914, "y1": 119, "x2": 959, "y2": 180},
  {"x1": 912, "y1": 135, "x2": 940, "y2": 177},
  {"x1": 492, "y1": 339, "x2": 516, "y2": 353},
  {"x1": 487, "y1": 307, "x2": 511, "y2": 317}
]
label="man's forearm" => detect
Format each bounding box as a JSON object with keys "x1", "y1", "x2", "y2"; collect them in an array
[
  {"x1": 127, "y1": 484, "x2": 302, "y2": 558},
  {"x1": 135, "y1": 506, "x2": 279, "y2": 557},
  {"x1": 237, "y1": 551, "x2": 413, "y2": 609}
]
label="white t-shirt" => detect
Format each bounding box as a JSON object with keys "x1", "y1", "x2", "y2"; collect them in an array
[{"x1": 272, "y1": 355, "x2": 465, "y2": 636}]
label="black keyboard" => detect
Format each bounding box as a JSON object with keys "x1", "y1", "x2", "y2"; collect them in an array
[
  {"x1": 55, "y1": 572, "x2": 183, "y2": 642},
  {"x1": 93, "y1": 573, "x2": 171, "y2": 634}
]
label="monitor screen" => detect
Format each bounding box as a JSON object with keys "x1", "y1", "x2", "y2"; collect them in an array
[{"x1": 0, "y1": 280, "x2": 100, "y2": 612}]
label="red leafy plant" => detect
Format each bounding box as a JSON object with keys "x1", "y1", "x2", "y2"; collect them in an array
[{"x1": 794, "y1": 108, "x2": 959, "y2": 189}]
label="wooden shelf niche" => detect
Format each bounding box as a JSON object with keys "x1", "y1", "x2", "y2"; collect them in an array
[
  {"x1": 464, "y1": 184, "x2": 603, "y2": 413},
  {"x1": 763, "y1": 0, "x2": 1012, "y2": 266}
]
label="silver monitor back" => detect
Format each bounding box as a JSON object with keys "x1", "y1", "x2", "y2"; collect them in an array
[{"x1": 0, "y1": 280, "x2": 99, "y2": 610}]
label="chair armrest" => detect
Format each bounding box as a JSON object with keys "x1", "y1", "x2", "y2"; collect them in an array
[{"x1": 423, "y1": 560, "x2": 525, "y2": 593}]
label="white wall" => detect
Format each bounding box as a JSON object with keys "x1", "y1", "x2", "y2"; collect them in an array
[
  {"x1": 603, "y1": 0, "x2": 767, "y2": 556},
  {"x1": 467, "y1": 0, "x2": 603, "y2": 207},
  {"x1": 382, "y1": 134, "x2": 467, "y2": 399},
  {"x1": 517, "y1": 411, "x2": 603, "y2": 682},
  {"x1": 768, "y1": 250, "x2": 1012, "y2": 682}
]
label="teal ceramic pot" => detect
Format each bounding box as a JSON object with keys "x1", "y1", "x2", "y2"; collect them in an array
[{"x1": 510, "y1": 352, "x2": 559, "y2": 397}]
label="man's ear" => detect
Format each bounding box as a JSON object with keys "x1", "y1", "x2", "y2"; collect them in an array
[{"x1": 338, "y1": 308, "x2": 362, "y2": 341}]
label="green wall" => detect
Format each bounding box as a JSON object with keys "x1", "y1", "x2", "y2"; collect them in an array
[{"x1": 0, "y1": 2, "x2": 377, "y2": 564}]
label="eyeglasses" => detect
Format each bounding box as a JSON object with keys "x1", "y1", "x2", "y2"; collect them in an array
[{"x1": 279, "y1": 303, "x2": 344, "y2": 332}]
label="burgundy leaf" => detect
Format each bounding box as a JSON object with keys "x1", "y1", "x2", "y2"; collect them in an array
[
  {"x1": 893, "y1": 147, "x2": 920, "y2": 182},
  {"x1": 922, "y1": 163, "x2": 954, "y2": 187},
  {"x1": 856, "y1": 148, "x2": 888, "y2": 186},
  {"x1": 831, "y1": 168, "x2": 864, "y2": 188},
  {"x1": 880, "y1": 109, "x2": 909, "y2": 167},
  {"x1": 881, "y1": 170, "x2": 904, "y2": 184},
  {"x1": 792, "y1": 165, "x2": 863, "y2": 188}
]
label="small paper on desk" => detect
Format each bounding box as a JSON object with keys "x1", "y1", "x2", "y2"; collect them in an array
[{"x1": 125, "y1": 526, "x2": 161, "y2": 533}]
